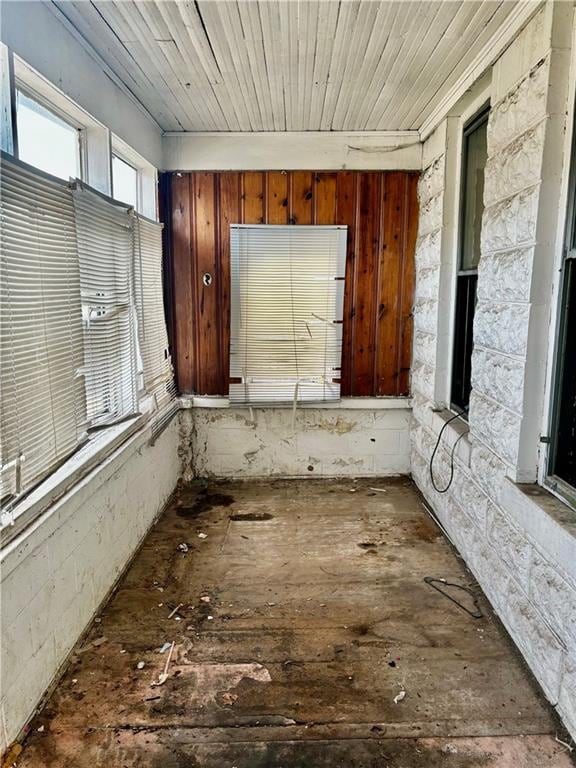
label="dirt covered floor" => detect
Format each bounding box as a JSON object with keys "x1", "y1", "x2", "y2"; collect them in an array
[{"x1": 15, "y1": 479, "x2": 574, "y2": 767}]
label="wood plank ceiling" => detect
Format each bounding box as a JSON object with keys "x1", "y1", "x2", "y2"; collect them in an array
[{"x1": 54, "y1": 0, "x2": 519, "y2": 133}]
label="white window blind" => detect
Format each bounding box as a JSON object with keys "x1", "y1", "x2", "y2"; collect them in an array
[
  {"x1": 73, "y1": 186, "x2": 138, "y2": 427},
  {"x1": 0, "y1": 157, "x2": 86, "y2": 502},
  {"x1": 230, "y1": 224, "x2": 347, "y2": 405},
  {"x1": 132, "y1": 214, "x2": 175, "y2": 408}
]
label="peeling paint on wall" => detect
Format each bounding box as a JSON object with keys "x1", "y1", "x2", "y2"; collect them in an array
[{"x1": 180, "y1": 406, "x2": 410, "y2": 479}]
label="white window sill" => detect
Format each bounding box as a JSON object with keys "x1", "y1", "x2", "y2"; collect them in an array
[
  {"x1": 502, "y1": 478, "x2": 576, "y2": 586},
  {"x1": 428, "y1": 407, "x2": 472, "y2": 468},
  {"x1": 1, "y1": 413, "x2": 150, "y2": 549},
  {"x1": 180, "y1": 395, "x2": 412, "y2": 410}
]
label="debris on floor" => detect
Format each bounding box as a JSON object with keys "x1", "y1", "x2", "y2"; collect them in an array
[
  {"x1": 198, "y1": 532, "x2": 208, "y2": 539},
  {"x1": 167, "y1": 603, "x2": 183, "y2": 619},
  {"x1": 424, "y1": 576, "x2": 483, "y2": 619},
  {"x1": 178, "y1": 542, "x2": 189, "y2": 553},
  {"x1": 78, "y1": 636, "x2": 107, "y2": 653},
  {"x1": 442, "y1": 744, "x2": 458, "y2": 754},
  {"x1": 1, "y1": 742, "x2": 22, "y2": 767},
  {"x1": 555, "y1": 735, "x2": 574, "y2": 753},
  {"x1": 151, "y1": 641, "x2": 175, "y2": 687},
  {"x1": 13, "y1": 479, "x2": 572, "y2": 768}
]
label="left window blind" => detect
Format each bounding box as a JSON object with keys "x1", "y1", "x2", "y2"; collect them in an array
[
  {"x1": 73, "y1": 186, "x2": 138, "y2": 427},
  {"x1": 1, "y1": 155, "x2": 175, "y2": 512},
  {"x1": 0, "y1": 158, "x2": 87, "y2": 501}
]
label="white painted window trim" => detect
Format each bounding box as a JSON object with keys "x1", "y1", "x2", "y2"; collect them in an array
[
  {"x1": 13, "y1": 54, "x2": 112, "y2": 195},
  {"x1": 0, "y1": 398, "x2": 177, "y2": 550},
  {"x1": 0, "y1": 416, "x2": 142, "y2": 547},
  {"x1": 539, "y1": 12, "x2": 576, "y2": 504},
  {"x1": 112, "y1": 133, "x2": 158, "y2": 220},
  {"x1": 433, "y1": 74, "x2": 492, "y2": 411}
]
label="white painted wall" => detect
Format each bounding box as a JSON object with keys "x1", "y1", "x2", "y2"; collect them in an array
[
  {"x1": 180, "y1": 402, "x2": 411, "y2": 481},
  {"x1": 410, "y1": 4, "x2": 576, "y2": 738},
  {"x1": 0, "y1": 1, "x2": 162, "y2": 168},
  {"x1": 0, "y1": 418, "x2": 180, "y2": 752},
  {"x1": 163, "y1": 131, "x2": 422, "y2": 171}
]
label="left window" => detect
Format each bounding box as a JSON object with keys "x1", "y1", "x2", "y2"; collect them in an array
[
  {"x1": 0, "y1": 156, "x2": 174, "y2": 525},
  {"x1": 16, "y1": 89, "x2": 81, "y2": 181},
  {"x1": 112, "y1": 153, "x2": 138, "y2": 209}
]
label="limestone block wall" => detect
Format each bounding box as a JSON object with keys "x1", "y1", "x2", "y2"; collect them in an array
[{"x1": 410, "y1": 6, "x2": 576, "y2": 738}]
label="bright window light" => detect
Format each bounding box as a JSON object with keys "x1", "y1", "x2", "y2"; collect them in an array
[
  {"x1": 16, "y1": 90, "x2": 80, "y2": 181},
  {"x1": 112, "y1": 154, "x2": 138, "y2": 209}
]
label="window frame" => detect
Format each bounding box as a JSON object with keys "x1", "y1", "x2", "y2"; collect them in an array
[
  {"x1": 112, "y1": 151, "x2": 139, "y2": 210},
  {"x1": 12, "y1": 54, "x2": 112, "y2": 194},
  {"x1": 0, "y1": 152, "x2": 174, "y2": 540},
  {"x1": 15, "y1": 84, "x2": 84, "y2": 182},
  {"x1": 450, "y1": 106, "x2": 490, "y2": 415},
  {"x1": 545, "y1": 109, "x2": 576, "y2": 510},
  {"x1": 111, "y1": 134, "x2": 158, "y2": 220}
]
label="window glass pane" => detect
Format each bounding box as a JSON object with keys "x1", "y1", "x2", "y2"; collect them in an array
[
  {"x1": 16, "y1": 90, "x2": 80, "y2": 181},
  {"x1": 112, "y1": 155, "x2": 138, "y2": 209},
  {"x1": 451, "y1": 274, "x2": 477, "y2": 412},
  {"x1": 552, "y1": 259, "x2": 576, "y2": 487},
  {"x1": 460, "y1": 116, "x2": 488, "y2": 271}
]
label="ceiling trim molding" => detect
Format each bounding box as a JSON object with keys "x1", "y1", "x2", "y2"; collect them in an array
[
  {"x1": 419, "y1": 0, "x2": 544, "y2": 141},
  {"x1": 162, "y1": 130, "x2": 420, "y2": 139},
  {"x1": 46, "y1": 0, "x2": 162, "y2": 132},
  {"x1": 162, "y1": 130, "x2": 422, "y2": 171}
]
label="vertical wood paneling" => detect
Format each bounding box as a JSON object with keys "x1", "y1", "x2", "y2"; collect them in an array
[
  {"x1": 335, "y1": 171, "x2": 358, "y2": 396},
  {"x1": 242, "y1": 171, "x2": 265, "y2": 223},
  {"x1": 164, "y1": 170, "x2": 419, "y2": 397},
  {"x1": 376, "y1": 172, "x2": 404, "y2": 396},
  {"x1": 353, "y1": 172, "x2": 381, "y2": 396},
  {"x1": 290, "y1": 171, "x2": 313, "y2": 224},
  {"x1": 193, "y1": 173, "x2": 221, "y2": 393},
  {"x1": 171, "y1": 174, "x2": 194, "y2": 393},
  {"x1": 266, "y1": 172, "x2": 289, "y2": 224},
  {"x1": 218, "y1": 172, "x2": 241, "y2": 384},
  {"x1": 313, "y1": 172, "x2": 337, "y2": 224}
]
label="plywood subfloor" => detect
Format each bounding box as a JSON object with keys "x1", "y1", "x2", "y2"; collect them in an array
[{"x1": 16, "y1": 479, "x2": 573, "y2": 767}]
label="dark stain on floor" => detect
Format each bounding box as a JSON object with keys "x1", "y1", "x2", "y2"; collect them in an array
[
  {"x1": 176, "y1": 490, "x2": 235, "y2": 517},
  {"x1": 14, "y1": 479, "x2": 574, "y2": 768},
  {"x1": 230, "y1": 512, "x2": 274, "y2": 521}
]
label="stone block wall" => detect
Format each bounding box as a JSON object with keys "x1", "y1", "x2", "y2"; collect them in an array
[
  {"x1": 410, "y1": 6, "x2": 576, "y2": 738},
  {"x1": 180, "y1": 404, "x2": 411, "y2": 480}
]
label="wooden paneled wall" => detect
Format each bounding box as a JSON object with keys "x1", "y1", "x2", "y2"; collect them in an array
[{"x1": 164, "y1": 170, "x2": 418, "y2": 397}]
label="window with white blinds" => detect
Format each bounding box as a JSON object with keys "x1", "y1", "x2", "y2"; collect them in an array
[
  {"x1": 0, "y1": 158, "x2": 86, "y2": 501},
  {"x1": 73, "y1": 186, "x2": 138, "y2": 427},
  {"x1": 1, "y1": 154, "x2": 174, "y2": 511},
  {"x1": 230, "y1": 224, "x2": 347, "y2": 405},
  {"x1": 133, "y1": 214, "x2": 175, "y2": 408}
]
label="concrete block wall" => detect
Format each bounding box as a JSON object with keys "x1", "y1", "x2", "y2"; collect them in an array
[
  {"x1": 0, "y1": 418, "x2": 180, "y2": 751},
  {"x1": 180, "y1": 404, "x2": 411, "y2": 480},
  {"x1": 410, "y1": 5, "x2": 576, "y2": 738}
]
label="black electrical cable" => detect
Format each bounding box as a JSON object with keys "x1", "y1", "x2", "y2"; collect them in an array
[
  {"x1": 429, "y1": 408, "x2": 469, "y2": 494},
  {"x1": 423, "y1": 576, "x2": 483, "y2": 619}
]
